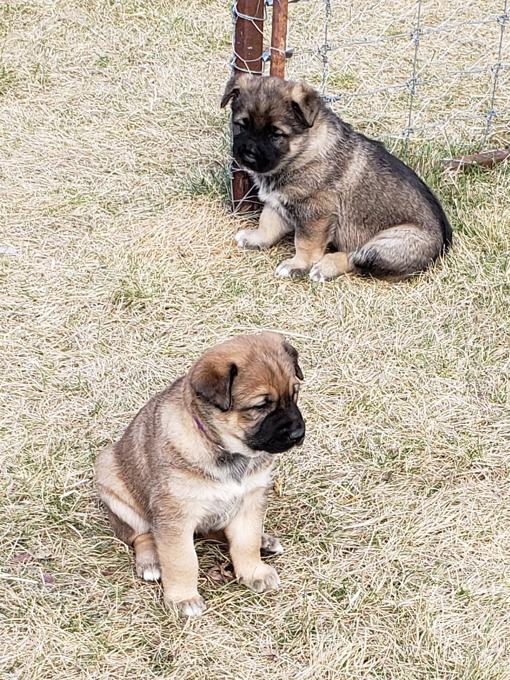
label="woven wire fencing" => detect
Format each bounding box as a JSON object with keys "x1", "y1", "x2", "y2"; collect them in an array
[{"x1": 232, "y1": 0, "x2": 509, "y2": 150}]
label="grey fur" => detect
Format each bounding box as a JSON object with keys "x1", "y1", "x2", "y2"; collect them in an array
[{"x1": 225, "y1": 75, "x2": 452, "y2": 280}]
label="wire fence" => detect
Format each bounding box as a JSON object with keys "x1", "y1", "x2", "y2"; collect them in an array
[{"x1": 232, "y1": 0, "x2": 509, "y2": 149}]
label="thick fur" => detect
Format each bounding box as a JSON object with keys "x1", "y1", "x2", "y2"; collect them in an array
[
  {"x1": 222, "y1": 74, "x2": 452, "y2": 281},
  {"x1": 95, "y1": 333, "x2": 304, "y2": 617}
]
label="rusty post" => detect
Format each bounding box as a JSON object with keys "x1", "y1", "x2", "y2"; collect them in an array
[
  {"x1": 231, "y1": 0, "x2": 265, "y2": 212},
  {"x1": 269, "y1": 0, "x2": 289, "y2": 77}
]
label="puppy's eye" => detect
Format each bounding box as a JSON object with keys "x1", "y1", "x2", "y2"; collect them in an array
[
  {"x1": 249, "y1": 399, "x2": 273, "y2": 412},
  {"x1": 271, "y1": 126, "x2": 286, "y2": 138},
  {"x1": 235, "y1": 119, "x2": 249, "y2": 129}
]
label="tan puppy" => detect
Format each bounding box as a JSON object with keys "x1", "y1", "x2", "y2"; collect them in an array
[{"x1": 95, "y1": 333, "x2": 305, "y2": 617}]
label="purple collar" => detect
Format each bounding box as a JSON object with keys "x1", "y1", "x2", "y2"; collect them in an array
[
  {"x1": 193, "y1": 415, "x2": 207, "y2": 435},
  {"x1": 193, "y1": 413, "x2": 245, "y2": 467}
]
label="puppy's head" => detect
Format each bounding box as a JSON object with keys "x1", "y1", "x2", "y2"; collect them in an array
[
  {"x1": 221, "y1": 74, "x2": 322, "y2": 175},
  {"x1": 189, "y1": 332, "x2": 305, "y2": 455}
]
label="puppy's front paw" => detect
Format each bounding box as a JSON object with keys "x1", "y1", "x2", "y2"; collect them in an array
[
  {"x1": 235, "y1": 229, "x2": 265, "y2": 250},
  {"x1": 261, "y1": 533, "x2": 284, "y2": 556},
  {"x1": 238, "y1": 563, "x2": 280, "y2": 593},
  {"x1": 275, "y1": 258, "x2": 309, "y2": 279},
  {"x1": 309, "y1": 262, "x2": 327, "y2": 283},
  {"x1": 167, "y1": 594, "x2": 207, "y2": 618}
]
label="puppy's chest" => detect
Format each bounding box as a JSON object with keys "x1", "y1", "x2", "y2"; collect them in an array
[
  {"x1": 194, "y1": 465, "x2": 272, "y2": 533},
  {"x1": 256, "y1": 178, "x2": 292, "y2": 219}
]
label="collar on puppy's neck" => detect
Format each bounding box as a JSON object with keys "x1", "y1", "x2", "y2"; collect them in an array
[
  {"x1": 193, "y1": 413, "x2": 247, "y2": 466},
  {"x1": 193, "y1": 413, "x2": 227, "y2": 452},
  {"x1": 193, "y1": 414, "x2": 207, "y2": 435}
]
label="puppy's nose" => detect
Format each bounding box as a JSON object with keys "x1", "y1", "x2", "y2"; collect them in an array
[{"x1": 289, "y1": 424, "x2": 305, "y2": 441}]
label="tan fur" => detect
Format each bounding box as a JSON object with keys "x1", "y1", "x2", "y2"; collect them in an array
[
  {"x1": 310, "y1": 252, "x2": 353, "y2": 282},
  {"x1": 94, "y1": 333, "x2": 304, "y2": 617}
]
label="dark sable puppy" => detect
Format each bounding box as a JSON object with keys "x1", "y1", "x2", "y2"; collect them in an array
[
  {"x1": 221, "y1": 74, "x2": 452, "y2": 281},
  {"x1": 95, "y1": 333, "x2": 305, "y2": 617}
]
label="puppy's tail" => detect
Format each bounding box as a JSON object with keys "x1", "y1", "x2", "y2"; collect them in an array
[{"x1": 350, "y1": 223, "x2": 447, "y2": 279}]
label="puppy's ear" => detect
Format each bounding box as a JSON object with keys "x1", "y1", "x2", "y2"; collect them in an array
[
  {"x1": 221, "y1": 72, "x2": 245, "y2": 108},
  {"x1": 221, "y1": 74, "x2": 239, "y2": 108},
  {"x1": 291, "y1": 82, "x2": 321, "y2": 128},
  {"x1": 221, "y1": 72, "x2": 253, "y2": 108},
  {"x1": 190, "y1": 357, "x2": 238, "y2": 411},
  {"x1": 283, "y1": 342, "x2": 304, "y2": 380}
]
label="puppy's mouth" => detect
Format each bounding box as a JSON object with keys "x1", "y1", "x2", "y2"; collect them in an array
[
  {"x1": 240, "y1": 150, "x2": 257, "y2": 167},
  {"x1": 247, "y1": 430, "x2": 306, "y2": 455},
  {"x1": 233, "y1": 145, "x2": 279, "y2": 175},
  {"x1": 237, "y1": 153, "x2": 272, "y2": 174},
  {"x1": 247, "y1": 404, "x2": 306, "y2": 454}
]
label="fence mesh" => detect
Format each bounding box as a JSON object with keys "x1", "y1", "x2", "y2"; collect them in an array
[{"x1": 233, "y1": 0, "x2": 509, "y2": 149}]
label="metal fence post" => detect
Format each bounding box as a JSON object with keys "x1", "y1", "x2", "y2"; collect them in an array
[{"x1": 231, "y1": 0, "x2": 265, "y2": 213}]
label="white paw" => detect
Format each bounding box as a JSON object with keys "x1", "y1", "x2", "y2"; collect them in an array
[
  {"x1": 275, "y1": 261, "x2": 293, "y2": 278},
  {"x1": 239, "y1": 563, "x2": 280, "y2": 593},
  {"x1": 142, "y1": 564, "x2": 161, "y2": 582},
  {"x1": 275, "y1": 259, "x2": 308, "y2": 279},
  {"x1": 261, "y1": 533, "x2": 284, "y2": 555},
  {"x1": 136, "y1": 560, "x2": 161, "y2": 581},
  {"x1": 170, "y1": 594, "x2": 207, "y2": 618},
  {"x1": 309, "y1": 263, "x2": 326, "y2": 282},
  {"x1": 235, "y1": 229, "x2": 262, "y2": 250}
]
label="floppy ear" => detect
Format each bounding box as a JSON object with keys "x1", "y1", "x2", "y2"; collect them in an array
[
  {"x1": 190, "y1": 357, "x2": 238, "y2": 411},
  {"x1": 221, "y1": 74, "x2": 239, "y2": 108},
  {"x1": 283, "y1": 342, "x2": 304, "y2": 380},
  {"x1": 291, "y1": 82, "x2": 321, "y2": 128},
  {"x1": 221, "y1": 72, "x2": 253, "y2": 108}
]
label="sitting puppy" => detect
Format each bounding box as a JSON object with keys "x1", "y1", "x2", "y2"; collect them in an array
[
  {"x1": 95, "y1": 333, "x2": 305, "y2": 617},
  {"x1": 221, "y1": 74, "x2": 452, "y2": 281}
]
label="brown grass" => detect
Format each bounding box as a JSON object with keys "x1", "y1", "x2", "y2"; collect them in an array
[{"x1": 1, "y1": 1, "x2": 510, "y2": 679}]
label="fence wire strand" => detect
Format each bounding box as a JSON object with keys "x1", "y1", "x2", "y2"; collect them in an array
[
  {"x1": 482, "y1": 0, "x2": 509, "y2": 144},
  {"x1": 231, "y1": 0, "x2": 510, "y2": 147}
]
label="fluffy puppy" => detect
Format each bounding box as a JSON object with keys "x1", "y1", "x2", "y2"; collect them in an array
[
  {"x1": 95, "y1": 332, "x2": 305, "y2": 617},
  {"x1": 222, "y1": 74, "x2": 452, "y2": 281}
]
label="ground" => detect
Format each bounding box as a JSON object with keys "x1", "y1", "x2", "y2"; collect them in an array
[{"x1": 1, "y1": 2, "x2": 510, "y2": 679}]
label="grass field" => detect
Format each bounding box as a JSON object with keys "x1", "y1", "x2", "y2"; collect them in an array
[{"x1": 1, "y1": 1, "x2": 510, "y2": 679}]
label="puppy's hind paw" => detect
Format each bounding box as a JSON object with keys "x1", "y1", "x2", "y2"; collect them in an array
[
  {"x1": 261, "y1": 533, "x2": 284, "y2": 556},
  {"x1": 309, "y1": 263, "x2": 326, "y2": 282},
  {"x1": 310, "y1": 253, "x2": 352, "y2": 282},
  {"x1": 238, "y1": 563, "x2": 280, "y2": 593},
  {"x1": 136, "y1": 560, "x2": 161, "y2": 582},
  {"x1": 275, "y1": 259, "x2": 309, "y2": 279},
  {"x1": 168, "y1": 594, "x2": 207, "y2": 618}
]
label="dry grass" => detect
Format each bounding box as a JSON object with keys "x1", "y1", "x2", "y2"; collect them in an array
[{"x1": 1, "y1": 1, "x2": 510, "y2": 679}]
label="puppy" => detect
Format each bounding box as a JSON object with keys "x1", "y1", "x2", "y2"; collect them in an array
[
  {"x1": 221, "y1": 74, "x2": 452, "y2": 281},
  {"x1": 95, "y1": 332, "x2": 305, "y2": 617}
]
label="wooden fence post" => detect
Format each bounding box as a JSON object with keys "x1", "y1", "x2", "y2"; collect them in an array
[{"x1": 269, "y1": 0, "x2": 289, "y2": 78}]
